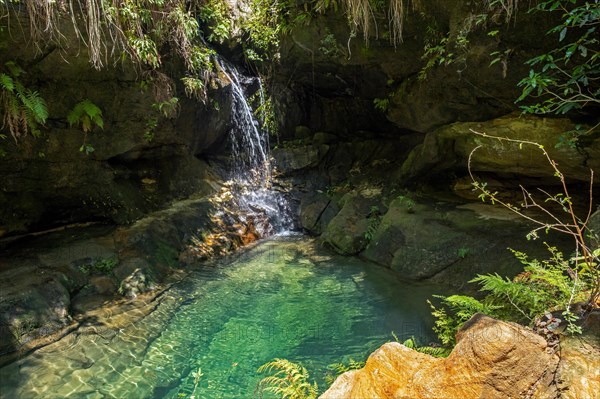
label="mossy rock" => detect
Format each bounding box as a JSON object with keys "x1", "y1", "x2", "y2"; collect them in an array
[
  {"x1": 360, "y1": 194, "x2": 561, "y2": 282},
  {"x1": 322, "y1": 194, "x2": 383, "y2": 255}
]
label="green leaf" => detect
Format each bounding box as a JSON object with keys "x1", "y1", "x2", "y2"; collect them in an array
[
  {"x1": 559, "y1": 27, "x2": 567, "y2": 41},
  {"x1": 79, "y1": 143, "x2": 95, "y2": 155}
]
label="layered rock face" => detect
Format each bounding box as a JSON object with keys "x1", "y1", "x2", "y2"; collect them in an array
[
  {"x1": 274, "y1": 1, "x2": 566, "y2": 136},
  {"x1": 0, "y1": 11, "x2": 238, "y2": 237},
  {"x1": 321, "y1": 314, "x2": 600, "y2": 399},
  {"x1": 272, "y1": 1, "x2": 599, "y2": 200},
  {"x1": 401, "y1": 113, "x2": 600, "y2": 183}
]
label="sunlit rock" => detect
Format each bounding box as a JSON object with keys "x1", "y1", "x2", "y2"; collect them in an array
[{"x1": 322, "y1": 314, "x2": 600, "y2": 399}]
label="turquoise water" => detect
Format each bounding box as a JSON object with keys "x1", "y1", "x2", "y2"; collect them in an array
[{"x1": 0, "y1": 238, "x2": 442, "y2": 398}]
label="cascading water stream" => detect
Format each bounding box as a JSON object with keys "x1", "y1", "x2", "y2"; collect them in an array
[{"x1": 216, "y1": 58, "x2": 293, "y2": 235}]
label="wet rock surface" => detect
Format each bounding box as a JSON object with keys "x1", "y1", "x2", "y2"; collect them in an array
[{"x1": 0, "y1": 191, "x2": 264, "y2": 363}]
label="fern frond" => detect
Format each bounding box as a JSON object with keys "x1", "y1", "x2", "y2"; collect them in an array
[
  {"x1": 416, "y1": 345, "x2": 451, "y2": 357},
  {"x1": 26, "y1": 91, "x2": 48, "y2": 123},
  {"x1": 92, "y1": 114, "x2": 104, "y2": 129},
  {"x1": 401, "y1": 336, "x2": 450, "y2": 357},
  {"x1": 81, "y1": 99, "x2": 102, "y2": 118},
  {"x1": 257, "y1": 359, "x2": 318, "y2": 399},
  {"x1": 68, "y1": 100, "x2": 103, "y2": 132},
  {"x1": 67, "y1": 106, "x2": 81, "y2": 126},
  {"x1": 402, "y1": 336, "x2": 417, "y2": 349},
  {"x1": 0, "y1": 74, "x2": 14, "y2": 92}
]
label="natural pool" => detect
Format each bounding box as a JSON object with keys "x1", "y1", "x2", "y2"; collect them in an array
[{"x1": 0, "y1": 237, "x2": 444, "y2": 398}]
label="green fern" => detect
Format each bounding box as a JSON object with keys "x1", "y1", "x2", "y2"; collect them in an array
[
  {"x1": 430, "y1": 244, "x2": 591, "y2": 346},
  {"x1": 470, "y1": 245, "x2": 587, "y2": 323},
  {"x1": 401, "y1": 336, "x2": 451, "y2": 358},
  {"x1": 324, "y1": 358, "x2": 365, "y2": 385},
  {"x1": 0, "y1": 73, "x2": 14, "y2": 91},
  {"x1": 152, "y1": 97, "x2": 179, "y2": 118},
  {"x1": 428, "y1": 295, "x2": 500, "y2": 346},
  {"x1": 68, "y1": 99, "x2": 104, "y2": 133},
  {"x1": 364, "y1": 206, "x2": 382, "y2": 242},
  {"x1": 1, "y1": 62, "x2": 48, "y2": 141},
  {"x1": 256, "y1": 358, "x2": 318, "y2": 399}
]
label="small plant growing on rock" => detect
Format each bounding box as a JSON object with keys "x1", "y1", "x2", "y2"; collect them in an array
[
  {"x1": 457, "y1": 247, "x2": 470, "y2": 259},
  {"x1": 373, "y1": 97, "x2": 390, "y2": 112},
  {"x1": 319, "y1": 28, "x2": 343, "y2": 57},
  {"x1": 324, "y1": 358, "x2": 365, "y2": 386},
  {"x1": 79, "y1": 257, "x2": 118, "y2": 275},
  {"x1": 68, "y1": 99, "x2": 103, "y2": 155},
  {"x1": 396, "y1": 195, "x2": 416, "y2": 213},
  {"x1": 364, "y1": 205, "x2": 382, "y2": 242}
]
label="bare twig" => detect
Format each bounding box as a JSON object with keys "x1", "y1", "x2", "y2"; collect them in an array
[{"x1": 468, "y1": 129, "x2": 599, "y2": 307}]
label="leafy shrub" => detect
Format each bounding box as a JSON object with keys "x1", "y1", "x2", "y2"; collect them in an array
[
  {"x1": 430, "y1": 244, "x2": 595, "y2": 345},
  {"x1": 319, "y1": 29, "x2": 343, "y2": 57},
  {"x1": 198, "y1": 0, "x2": 231, "y2": 44},
  {"x1": 431, "y1": 132, "x2": 600, "y2": 347}
]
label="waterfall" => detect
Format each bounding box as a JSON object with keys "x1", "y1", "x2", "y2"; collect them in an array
[{"x1": 216, "y1": 59, "x2": 293, "y2": 236}]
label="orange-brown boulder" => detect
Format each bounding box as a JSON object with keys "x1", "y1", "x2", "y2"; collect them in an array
[{"x1": 321, "y1": 314, "x2": 576, "y2": 399}]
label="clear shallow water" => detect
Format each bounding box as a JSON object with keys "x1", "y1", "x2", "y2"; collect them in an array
[{"x1": 0, "y1": 238, "x2": 443, "y2": 398}]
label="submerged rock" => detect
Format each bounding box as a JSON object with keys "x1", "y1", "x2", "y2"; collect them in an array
[{"x1": 321, "y1": 314, "x2": 600, "y2": 399}]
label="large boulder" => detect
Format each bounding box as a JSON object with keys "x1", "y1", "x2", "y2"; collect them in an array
[
  {"x1": 400, "y1": 113, "x2": 600, "y2": 182},
  {"x1": 554, "y1": 312, "x2": 600, "y2": 399},
  {"x1": 321, "y1": 192, "x2": 384, "y2": 255},
  {"x1": 360, "y1": 195, "x2": 549, "y2": 281},
  {"x1": 299, "y1": 193, "x2": 340, "y2": 235},
  {"x1": 321, "y1": 314, "x2": 600, "y2": 399},
  {"x1": 272, "y1": 144, "x2": 330, "y2": 174}
]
